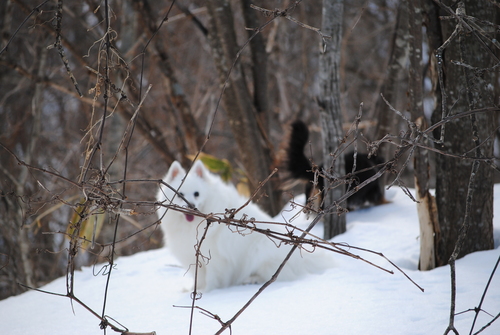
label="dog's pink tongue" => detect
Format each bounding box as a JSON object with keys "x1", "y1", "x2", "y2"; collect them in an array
[{"x1": 185, "y1": 214, "x2": 194, "y2": 222}]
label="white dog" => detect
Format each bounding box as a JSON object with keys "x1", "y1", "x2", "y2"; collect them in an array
[{"x1": 156, "y1": 160, "x2": 332, "y2": 291}]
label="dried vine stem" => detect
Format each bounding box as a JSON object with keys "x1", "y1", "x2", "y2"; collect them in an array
[
  {"x1": 18, "y1": 283, "x2": 129, "y2": 333},
  {"x1": 46, "y1": 0, "x2": 82, "y2": 97},
  {"x1": 250, "y1": 2, "x2": 331, "y2": 43},
  {"x1": 468, "y1": 254, "x2": 500, "y2": 334},
  {"x1": 443, "y1": 161, "x2": 480, "y2": 335},
  {"x1": 189, "y1": 221, "x2": 212, "y2": 335}
]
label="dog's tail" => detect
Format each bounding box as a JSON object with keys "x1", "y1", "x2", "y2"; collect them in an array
[
  {"x1": 284, "y1": 120, "x2": 324, "y2": 211},
  {"x1": 285, "y1": 120, "x2": 387, "y2": 211},
  {"x1": 287, "y1": 120, "x2": 315, "y2": 181}
]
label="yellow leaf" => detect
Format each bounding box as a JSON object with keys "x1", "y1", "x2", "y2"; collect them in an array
[
  {"x1": 66, "y1": 200, "x2": 105, "y2": 252},
  {"x1": 187, "y1": 153, "x2": 233, "y2": 182}
]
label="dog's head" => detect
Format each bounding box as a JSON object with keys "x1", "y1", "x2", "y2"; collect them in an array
[{"x1": 159, "y1": 160, "x2": 211, "y2": 221}]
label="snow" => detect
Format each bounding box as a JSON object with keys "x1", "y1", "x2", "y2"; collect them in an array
[{"x1": 1, "y1": 186, "x2": 499, "y2": 335}]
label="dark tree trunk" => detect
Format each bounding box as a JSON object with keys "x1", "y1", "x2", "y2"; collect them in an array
[
  {"x1": 432, "y1": 0, "x2": 495, "y2": 265},
  {"x1": 319, "y1": 0, "x2": 346, "y2": 239}
]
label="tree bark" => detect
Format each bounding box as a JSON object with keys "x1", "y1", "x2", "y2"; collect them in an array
[
  {"x1": 205, "y1": 0, "x2": 281, "y2": 216},
  {"x1": 433, "y1": 0, "x2": 495, "y2": 265},
  {"x1": 319, "y1": 0, "x2": 346, "y2": 239}
]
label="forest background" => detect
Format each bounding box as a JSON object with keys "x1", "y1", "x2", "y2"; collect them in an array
[{"x1": 1, "y1": 5, "x2": 499, "y2": 334}]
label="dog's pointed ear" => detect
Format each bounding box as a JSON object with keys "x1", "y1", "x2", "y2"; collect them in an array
[
  {"x1": 192, "y1": 159, "x2": 208, "y2": 179},
  {"x1": 166, "y1": 161, "x2": 185, "y2": 182}
]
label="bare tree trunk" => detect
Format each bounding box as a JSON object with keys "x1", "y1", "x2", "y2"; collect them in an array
[
  {"x1": 132, "y1": 0, "x2": 203, "y2": 167},
  {"x1": 373, "y1": 1, "x2": 409, "y2": 159},
  {"x1": 241, "y1": 0, "x2": 269, "y2": 133},
  {"x1": 319, "y1": 0, "x2": 346, "y2": 239},
  {"x1": 433, "y1": 0, "x2": 495, "y2": 265},
  {"x1": 407, "y1": 0, "x2": 439, "y2": 271},
  {"x1": 205, "y1": 0, "x2": 281, "y2": 216}
]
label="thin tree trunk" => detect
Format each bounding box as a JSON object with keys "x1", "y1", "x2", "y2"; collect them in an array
[
  {"x1": 241, "y1": 0, "x2": 269, "y2": 133},
  {"x1": 206, "y1": 0, "x2": 281, "y2": 216},
  {"x1": 424, "y1": 0, "x2": 447, "y2": 268},
  {"x1": 407, "y1": 0, "x2": 440, "y2": 271},
  {"x1": 133, "y1": 0, "x2": 203, "y2": 167},
  {"x1": 319, "y1": 0, "x2": 346, "y2": 239},
  {"x1": 373, "y1": 0, "x2": 409, "y2": 159}
]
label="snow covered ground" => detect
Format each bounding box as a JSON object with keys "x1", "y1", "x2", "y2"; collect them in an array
[{"x1": 1, "y1": 186, "x2": 499, "y2": 334}]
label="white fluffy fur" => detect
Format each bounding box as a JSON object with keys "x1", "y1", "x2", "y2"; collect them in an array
[{"x1": 156, "y1": 160, "x2": 332, "y2": 291}]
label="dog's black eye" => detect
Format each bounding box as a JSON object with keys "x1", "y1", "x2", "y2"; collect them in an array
[{"x1": 194, "y1": 191, "x2": 199, "y2": 197}]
